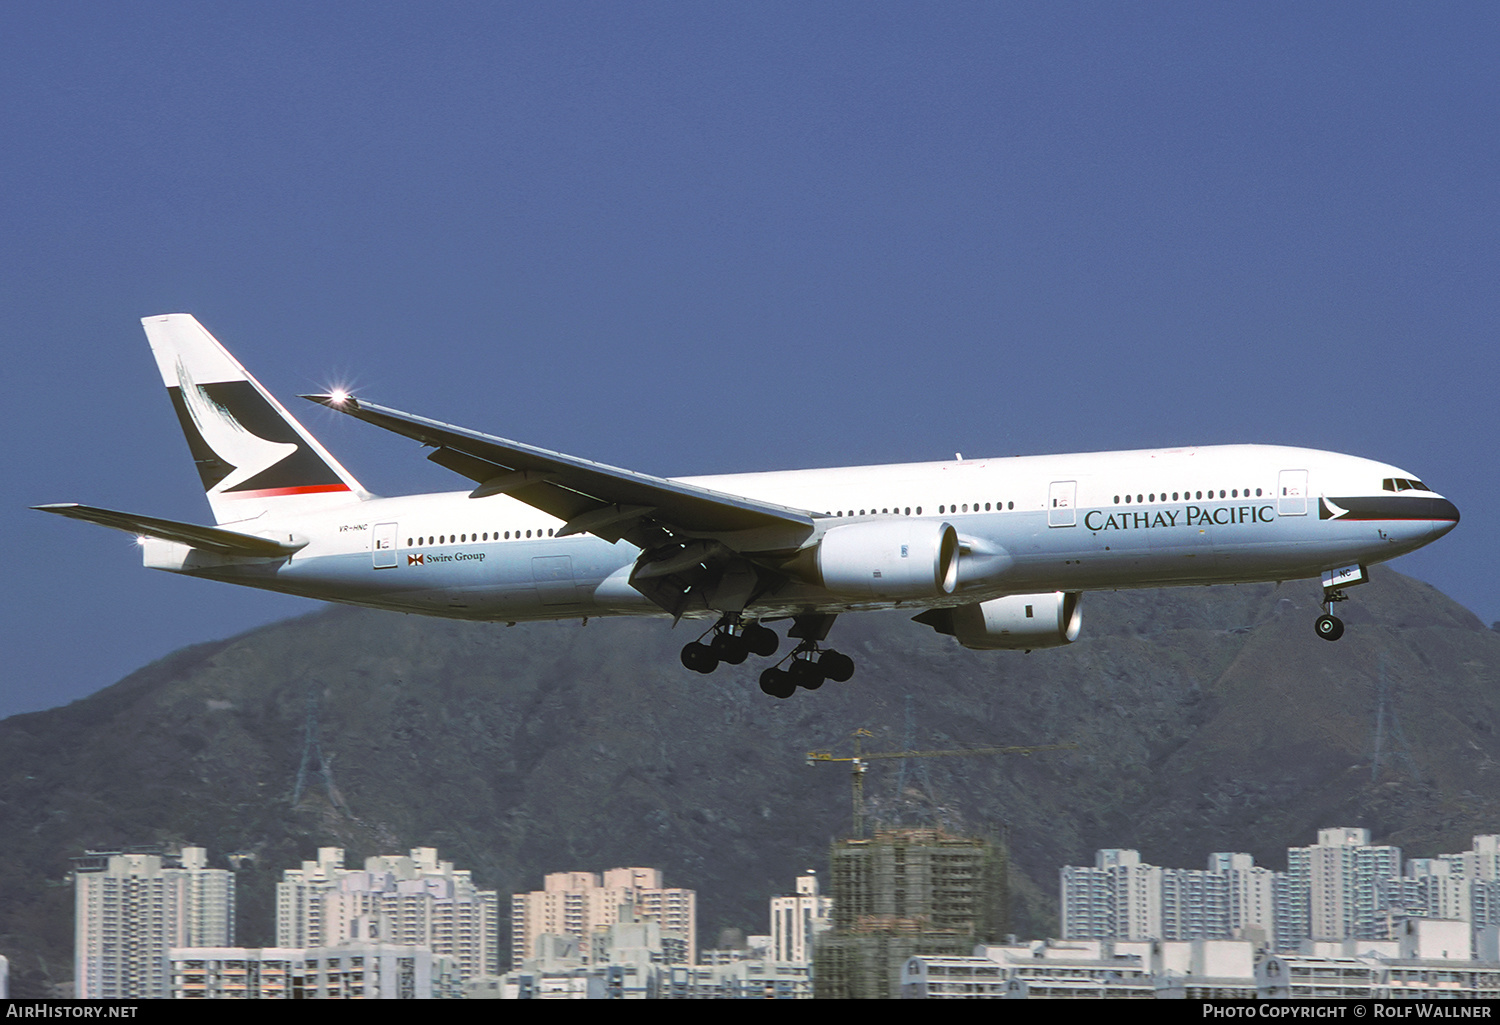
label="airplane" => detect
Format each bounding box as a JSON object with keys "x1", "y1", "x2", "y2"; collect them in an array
[{"x1": 37, "y1": 315, "x2": 1461, "y2": 699}]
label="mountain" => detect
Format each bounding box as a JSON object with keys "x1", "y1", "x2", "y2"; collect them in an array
[{"x1": 2, "y1": 568, "x2": 1498, "y2": 997}]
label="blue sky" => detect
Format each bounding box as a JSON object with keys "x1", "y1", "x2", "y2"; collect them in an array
[{"x1": 4, "y1": 3, "x2": 1496, "y2": 718}]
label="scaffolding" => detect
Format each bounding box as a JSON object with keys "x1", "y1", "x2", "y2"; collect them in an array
[{"x1": 815, "y1": 827, "x2": 1007, "y2": 999}]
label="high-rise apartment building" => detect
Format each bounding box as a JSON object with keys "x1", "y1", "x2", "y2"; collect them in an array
[
  {"x1": 1281, "y1": 827, "x2": 1401, "y2": 947},
  {"x1": 74, "y1": 846, "x2": 234, "y2": 999},
  {"x1": 275, "y1": 847, "x2": 499, "y2": 981},
  {"x1": 770, "y1": 872, "x2": 832, "y2": 965},
  {"x1": 1061, "y1": 850, "x2": 1275, "y2": 944},
  {"x1": 510, "y1": 867, "x2": 697, "y2": 968},
  {"x1": 1379, "y1": 835, "x2": 1500, "y2": 931}
]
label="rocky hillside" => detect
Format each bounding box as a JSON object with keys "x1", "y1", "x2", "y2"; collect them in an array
[{"x1": 2, "y1": 568, "x2": 1497, "y2": 996}]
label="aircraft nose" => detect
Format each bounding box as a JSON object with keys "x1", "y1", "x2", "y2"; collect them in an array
[{"x1": 1429, "y1": 497, "x2": 1460, "y2": 538}]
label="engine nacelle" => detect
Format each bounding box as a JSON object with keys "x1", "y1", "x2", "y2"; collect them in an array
[
  {"x1": 813, "y1": 520, "x2": 960, "y2": 599},
  {"x1": 915, "y1": 592, "x2": 1083, "y2": 650}
]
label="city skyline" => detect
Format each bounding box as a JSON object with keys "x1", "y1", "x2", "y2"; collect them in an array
[{"x1": 56, "y1": 825, "x2": 1500, "y2": 999}]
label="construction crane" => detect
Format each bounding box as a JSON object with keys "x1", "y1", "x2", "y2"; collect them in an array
[{"x1": 807, "y1": 729, "x2": 1077, "y2": 839}]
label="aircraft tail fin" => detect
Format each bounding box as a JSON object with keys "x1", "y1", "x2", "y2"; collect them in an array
[{"x1": 141, "y1": 314, "x2": 367, "y2": 525}]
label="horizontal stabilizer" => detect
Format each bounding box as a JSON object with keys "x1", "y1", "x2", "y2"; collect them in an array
[{"x1": 33, "y1": 503, "x2": 304, "y2": 557}]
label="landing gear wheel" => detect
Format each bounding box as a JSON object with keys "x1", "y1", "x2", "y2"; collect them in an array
[
  {"x1": 681, "y1": 642, "x2": 720, "y2": 673},
  {"x1": 759, "y1": 666, "x2": 795, "y2": 699},
  {"x1": 1314, "y1": 614, "x2": 1345, "y2": 641},
  {"x1": 743, "y1": 623, "x2": 779, "y2": 657},
  {"x1": 818, "y1": 650, "x2": 855, "y2": 683},
  {"x1": 788, "y1": 659, "x2": 825, "y2": 690},
  {"x1": 710, "y1": 632, "x2": 749, "y2": 665}
]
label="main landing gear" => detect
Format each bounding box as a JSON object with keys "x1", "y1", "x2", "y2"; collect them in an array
[
  {"x1": 680, "y1": 612, "x2": 857, "y2": 699},
  {"x1": 1314, "y1": 590, "x2": 1348, "y2": 642},
  {"x1": 758, "y1": 646, "x2": 855, "y2": 700},
  {"x1": 756, "y1": 612, "x2": 853, "y2": 700},
  {"x1": 680, "y1": 615, "x2": 779, "y2": 674}
]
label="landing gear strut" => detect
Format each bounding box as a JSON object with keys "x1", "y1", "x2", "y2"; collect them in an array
[{"x1": 1314, "y1": 590, "x2": 1348, "y2": 642}]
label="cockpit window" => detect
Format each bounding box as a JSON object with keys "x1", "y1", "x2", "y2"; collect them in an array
[{"x1": 1383, "y1": 477, "x2": 1431, "y2": 493}]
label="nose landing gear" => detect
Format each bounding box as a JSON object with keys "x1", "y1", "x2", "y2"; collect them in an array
[
  {"x1": 1312, "y1": 565, "x2": 1368, "y2": 642},
  {"x1": 1314, "y1": 589, "x2": 1349, "y2": 642}
]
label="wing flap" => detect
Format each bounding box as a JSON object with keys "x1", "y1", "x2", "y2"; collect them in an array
[{"x1": 33, "y1": 503, "x2": 303, "y2": 557}]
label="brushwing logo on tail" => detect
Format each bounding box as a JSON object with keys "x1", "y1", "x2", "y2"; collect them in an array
[
  {"x1": 175, "y1": 359, "x2": 298, "y2": 494},
  {"x1": 167, "y1": 360, "x2": 349, "y2": 497}
]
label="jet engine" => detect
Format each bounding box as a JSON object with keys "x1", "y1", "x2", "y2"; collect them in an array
[
  {"x1": 810, "y1": 520, "x2": 960, "y2": 599},
  {"x1": 914, "y1": 591, "x2": 1083, "y2": 650}
]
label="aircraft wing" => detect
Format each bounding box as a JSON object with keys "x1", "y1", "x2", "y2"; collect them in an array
[
  {"x1": 33, "y1": 503, "x2": 304, "y2": 558},
  {"x1": 302, "y1": 394, "x2": 816, "y2": 551}
]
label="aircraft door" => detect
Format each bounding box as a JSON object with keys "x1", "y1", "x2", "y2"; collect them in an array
[
  {"x1": 1048, "y1": 481, "x2": 1077, "y2": 527},
  {"x1": 373, "y1": 523, "x2": 398, "y2": 568},
  {"x1": 1278, "y1": 470, "x2": 1308, "y2": 516},
  {"x1": 532, "y1": 555, "x2": 579, "y2": 605}
]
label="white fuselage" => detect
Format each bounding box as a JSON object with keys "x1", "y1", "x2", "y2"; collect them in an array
[{"x1": 143, "y1": 443, "x2": 1458, "y2": 624}]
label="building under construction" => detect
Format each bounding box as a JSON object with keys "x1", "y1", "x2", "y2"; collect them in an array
[{"x1": 813, "y1": 827, "x2": 1007, "y2": 999}]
